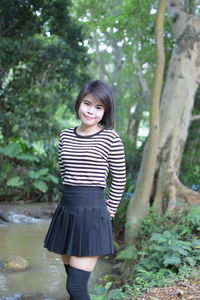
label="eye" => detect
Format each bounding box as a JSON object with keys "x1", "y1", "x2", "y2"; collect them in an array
[
  {"x1": 83, "y1": 100, "x2": 90, "y2": 105},
  {"x1": 96, "y1": 105, "x2": 104, "y2": 110}
]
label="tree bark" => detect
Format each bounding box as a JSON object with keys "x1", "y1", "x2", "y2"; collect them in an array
[
  {"x1": 153, "y1": 0, "x2": 200, "y2": 212},
  {"x1": 92, "y1": 31, "x2": 106, "y2": 80},
  {"x1": 125, "y1": 0, "x2": 166, "y2": 243},
  {"x1": 125, "y1": 0, "x2": 200, "y2": 244}
]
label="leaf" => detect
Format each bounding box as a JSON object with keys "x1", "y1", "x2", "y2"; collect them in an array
[
  {"x1": 28, "y1": 170, "x2": 40, "y2": 179},
  {"x1": 17, "y1": 154, "x2": 39, "y2": 162},
  {"x1": 187, "y1": 206, "x2": 200, "y2": 226},
  {"x1": 163, "y1": 254, "x2": 181, "y2": 266},
  {"x1": 92, "y1": 284, "x2": 106, "y2": 296},
  {"x1": 154, "y1": 245, "x2": 166, "y2": 252},
  {"x1": 168, "y1": 245, "x2": 189, "y2": 256},
  {"x1": 90, "y1": 295, "x2": 105, "y2": 300},
  {"x1": 7, "y1": 176, "x2": 24, "y2": 187},
  {"x1": 38, "y1": 168, "x2": 49, "y2": 176},
  {"x1": 185, "y1": 256, "x2": 196, "y2": 266},
  {"x1": 150, "y1": 233, "x2": 167, "y2": 243},
  {"x1": 105, "y1": 282, "x2": 112, "y2": 290},
  {"x1": 116, "y1": 245, "x2": 137, "y2": 260},
  {"x1": 0, "y1": 143, "x2": 21, "y2": 158},
  {"x1": 108, "y1": 288, "x2": 124, "y2": 299},
  {"x1": 33, "y1": 180, "x2": 48, "y2": 192},
  {"x1": 48, "y1": 174, "x2": 59, "y2": 184}
]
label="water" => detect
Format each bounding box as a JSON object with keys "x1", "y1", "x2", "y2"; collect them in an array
[{"x1": 0, "y1": 209, "x2": 112, "y2": 299}]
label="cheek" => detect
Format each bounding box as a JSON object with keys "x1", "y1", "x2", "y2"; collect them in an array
[
  {"x1": 78, "y1": 103, "x2": 84, "y2": 114},
  {"x1": 77, "y1": 107, "x2": 82, "y2": 118},
  {"x1": 99, "y1": 109, "x2": 105, "y2": 119}
]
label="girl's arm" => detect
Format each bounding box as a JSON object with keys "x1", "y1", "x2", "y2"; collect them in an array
[
  {"x1": 107, "y1": 135, "x2": 126, "y2": 218},
  {"x1": 58, "y1": 134, "x2": 65, "y2": 181}
]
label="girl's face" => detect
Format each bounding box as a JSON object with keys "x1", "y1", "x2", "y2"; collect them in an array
[{"x1": 78, "y1": 94, "x2": 105, "y2": 128}]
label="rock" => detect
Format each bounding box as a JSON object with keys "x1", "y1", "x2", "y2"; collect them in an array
[
  {"x1": 175, "y1": 288, "x2": 185, "y2": 295},
  {"x1": 0, "y1": 210, "x2": 9, "y2": 222},
  {"x1": 3, "y1": 255, "x2": 30, "y2": 271},
  {"x1": 18, "y1": 293, "x2": 45, "y2": 300}
]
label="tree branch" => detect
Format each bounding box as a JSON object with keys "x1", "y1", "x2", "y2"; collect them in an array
[
  {"x1": 92, "y1": 31, "x2": 105, "y2": 80},
  {"x1": 41, "y1": 64, "x2": 52, "y2": 86},
  {"x1": 191, "y1": 114, "x2": 200, "y2": 121},
  {"x1": 132, "y1": 54, "x2": 151, "y2": 103}
]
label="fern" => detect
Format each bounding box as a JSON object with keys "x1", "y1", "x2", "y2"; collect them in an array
[
  {"x1": 187, "y1": 205, "x2": 200, "y2": 229},
  {"x1": 116, "y1": 245, "x2": 137, "y2": 260}
]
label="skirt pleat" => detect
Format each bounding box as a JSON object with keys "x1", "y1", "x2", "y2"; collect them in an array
[{"x1": 44, "y1": 185, "x2": 114, "y2": 256}]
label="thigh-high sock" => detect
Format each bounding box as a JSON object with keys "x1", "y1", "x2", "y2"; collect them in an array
[{"x1": 66, "y1": 266, "x2": 91, "y2": 300}]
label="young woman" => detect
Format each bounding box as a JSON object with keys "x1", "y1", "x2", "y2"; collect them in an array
[{"x1": 44, "y1": 80, "x2": 126, "y2": 300}]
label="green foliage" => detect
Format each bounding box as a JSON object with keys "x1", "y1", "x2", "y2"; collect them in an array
[
  {"x1": 0, "y1": 0, "x2": 89, "y2": 142},
  {"x1": 187, "y1": 206, "x2": 200, "y2": 229},
  {"x1": 90, "y1": 207, "x2": 200, "y2": 299},
  {"x1": 0, "y1": 143, "x2": 39, "y2": 162},
  {"x1": 7, "y1": 176, "x2": 24, "y2": 188},
  {"x1": 116, "y1": 245, "x2": 137, "y2": 261},
  {"x1": 32, "y1": 180, "x2": 48, "y2": 193},
  {"x1": 0, "y1": 0, "x2": 90, "y2": 203},
  {"x1": 0, "y1": 140, "x2": 61, "y2": 201},
  {"x1": 90, "y1": 282, "x2": 125, "y2": 300},
  {"x1": 113, "y1": 206, "x2": 200, "y2": 296},
  {"x1": 138, "y1": 230, "x2": 198, "y2": 271}
]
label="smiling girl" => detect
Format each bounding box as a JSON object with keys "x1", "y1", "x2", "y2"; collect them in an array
[{"x1": 44, "y1": 80, "x2": 126, "y2": 300}]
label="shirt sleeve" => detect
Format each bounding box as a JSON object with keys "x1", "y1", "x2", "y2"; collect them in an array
[
  {"x1": 107, "y1": 135, "x2": 126, "y2": 216},
  {"x1": 58, "y1": 134, "x2": 65, "y2": 181}
]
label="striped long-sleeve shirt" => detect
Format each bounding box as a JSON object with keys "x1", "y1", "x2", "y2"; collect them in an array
[{"x1": 58, "y1": 127, "x2": 126, "y2": 216}]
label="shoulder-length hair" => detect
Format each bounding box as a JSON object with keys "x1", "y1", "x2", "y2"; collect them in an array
[{"x1": 75, "y1": 80, "x2": 115, "y2": 129}]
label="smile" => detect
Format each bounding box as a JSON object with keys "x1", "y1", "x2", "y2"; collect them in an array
[{"x1": 84, "y1": 115, "x2": 95, "y2": 120}]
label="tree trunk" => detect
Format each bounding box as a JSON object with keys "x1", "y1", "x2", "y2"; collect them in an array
[
  {"x1": 125, "y1": 0, "x2": 200, "y2": 244},
  {"x1": 127, "y1": 104, "x2": 143, "y2": 148},
  {"x1": 153, "y1": 0, "x2": 200, "y2": 212},
  {"x1": 127, "y1": 55, "x2": 151, "y2": 143},
  {"x1": 125, "y1": 0, "x2": 166, "y2": 243},
  {"x1": 92, "y1": 31, "x2": 106, "y2": 80}
]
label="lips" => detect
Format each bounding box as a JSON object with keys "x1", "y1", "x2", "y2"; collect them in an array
[{"x1": 83, "y1": 115, "x2": 95, "y2": 120}]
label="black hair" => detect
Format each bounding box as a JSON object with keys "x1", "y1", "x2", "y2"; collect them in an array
[{"x1": 75, "y1": 80, "x2": 115, "y2": 129}]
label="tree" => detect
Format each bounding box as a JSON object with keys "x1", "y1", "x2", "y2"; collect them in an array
[
  {"x1": 72, "y1": 0, "x2": 160, "y2": 139},
  {"x1": 0, "y1": 0, "x2": 88, "y2": 142},
  {"x1": 125, "y1": 0, "x2": 200, "y2": 243}
]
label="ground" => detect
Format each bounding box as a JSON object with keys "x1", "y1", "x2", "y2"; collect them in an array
[{"x1": 139, "y1": 277, "x2": 200, "y2": 300}]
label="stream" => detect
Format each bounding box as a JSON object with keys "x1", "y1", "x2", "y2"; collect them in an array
[{"x1": 0, "y1": 204, "x2": 112, "y2": 299}]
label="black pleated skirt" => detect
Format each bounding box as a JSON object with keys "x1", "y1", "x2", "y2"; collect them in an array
[{"x1": 44, "y1": 185, "x2": 114, "y2": 256}]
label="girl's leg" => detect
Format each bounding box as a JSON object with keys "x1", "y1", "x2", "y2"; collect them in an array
[
  {"x1": 69, "y1": 255, "x2": 98, "y2": 272},
  {"x1": 61, "y1": 254, "x2": 70, "y2": 274},
  {"x1": 67, "y1": 256, "x2": 98, "y2": 300}
]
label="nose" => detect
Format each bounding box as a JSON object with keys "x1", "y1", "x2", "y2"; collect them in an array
[{"x1": 87, "y1": 106, "x2": 94, "y2": 114}]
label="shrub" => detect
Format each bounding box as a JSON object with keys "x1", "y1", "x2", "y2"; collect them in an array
[{"x1": 113, "y1": 206, "x2": 200, "y2": 296}]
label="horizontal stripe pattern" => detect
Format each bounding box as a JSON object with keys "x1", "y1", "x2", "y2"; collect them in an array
[{"x1": 58, "y1": 127, "x2": 126, "y2": 215}]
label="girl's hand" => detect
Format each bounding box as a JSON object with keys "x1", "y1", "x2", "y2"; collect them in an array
[{"x1": 105, "y1": 199, "x2": 114, "y2": 219}]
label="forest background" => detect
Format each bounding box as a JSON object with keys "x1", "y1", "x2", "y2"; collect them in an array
[{"x1": 0, "y1": 0, "x2": 200, "y2": 298}]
